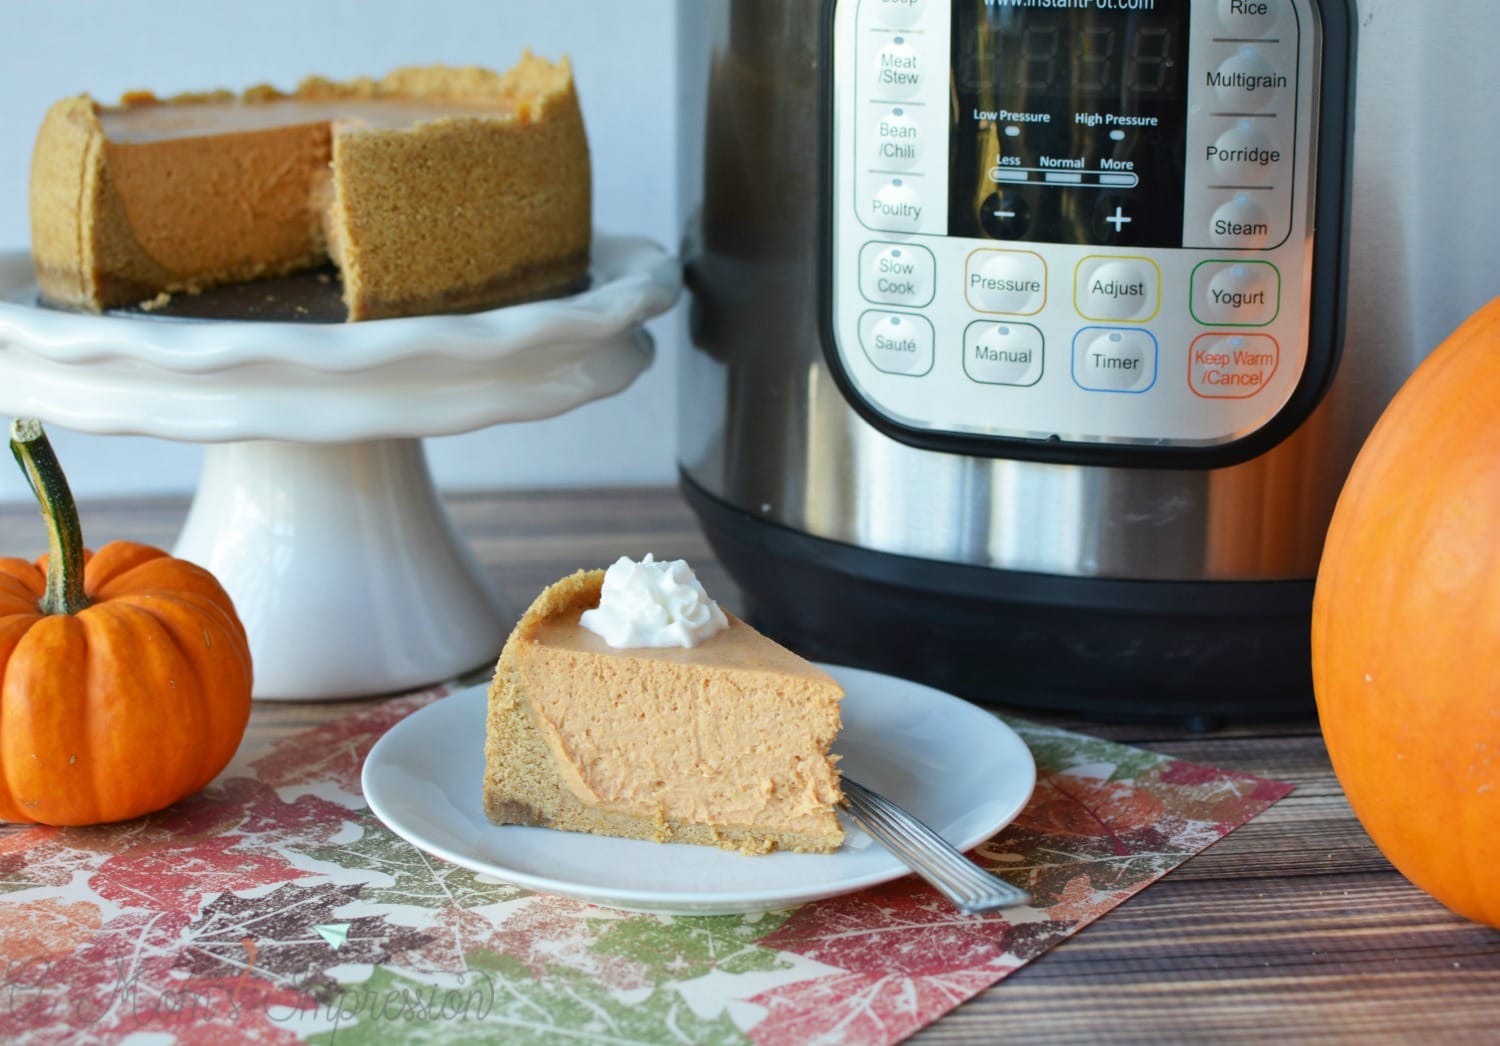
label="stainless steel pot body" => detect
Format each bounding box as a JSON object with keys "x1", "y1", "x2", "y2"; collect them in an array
[{"x1": 675, "y1": 1, "x2": 1500, "y2": 717}]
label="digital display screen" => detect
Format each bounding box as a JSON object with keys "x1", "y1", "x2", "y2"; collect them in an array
[{"x1": 949, "y1": 0, "x2": 1192, "y2": 247}]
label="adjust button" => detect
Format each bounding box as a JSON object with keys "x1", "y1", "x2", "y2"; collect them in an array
[
  {"x1": 1075, "y1": 256, "x2": 1160, "y2": 322},
  {"x1": 858, "y1": 311, "x2": 934, "y2": 376},
  {"x1": 965, "y1": 249, "x2": 1046, "y2": 314}
]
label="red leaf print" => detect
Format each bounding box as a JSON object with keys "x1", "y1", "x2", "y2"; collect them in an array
[
  {"x1": 0, "y1": 897, "x2": 102, "y2": 964},
  {"x1": 1017, "y1": 773, "x2": 1166, "y2": 854},
  {"x1": 252, "y1": 690, "x2": 445, "y2": 794}
]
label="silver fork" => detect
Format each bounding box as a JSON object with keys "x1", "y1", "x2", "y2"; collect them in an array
[{"x1": 840, "y1": 776, "x2": 1030, "y2": 915}]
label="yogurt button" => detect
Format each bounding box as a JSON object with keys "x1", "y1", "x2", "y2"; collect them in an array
[
  {"x1": 875, "y1": 37, "x2": 923, "y2": 99},
  {"x1": 964, "y1": 322, "x2": 1044, "y2": 387},
  {"x1": 1193, "y1": 261, "x2": 1280, "y2": 325},
  {"x1": 859, "y1": 311, "x2": 934, "y2": 376},
  {"x1": 1074, "y1": 329, "x2": 1157, "y2": 393},
  {"x1": 965, "y1": 250, "x2": 1047, "y2": 314},
  {"x1": 1211, "y1": 48, "x2": 1286, "y2": 112},
  {"x1": 1210, "y1": 194, "x2": 1276, "y2": 247}
]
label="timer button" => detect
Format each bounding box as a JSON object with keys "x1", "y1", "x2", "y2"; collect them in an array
[
  {"x1": 1075, "y1": 256, "x2": 1160, "y2": 323},
  {"x1": 965, "y1": 249, "x2": 1047, "y2": 315},
  {"x1": 1073, "y1": 328, "x2": 1157, "y2": 393},
  {"x1": 964, "y1": 322, "x2": 1044, "y2": 387},
  {"x1": 1211, "y1": 47, "x2": 1286, "y2": 112},
  {"x1": 1216, "y1": 0, "x2": 1282, "y2": 36},
  {"x1": 859, "y1": 241, "x2": 936, "y2": 307},
  {"x1": 858, "y1": 311, "x2": 934, "y2": 376},
  {"x1": 874, "y1": 37, "x2": 923, "y2": 99},
  {"x1": 1210, "y1": 194, "x2": 1276, "y2": 248},
  {"x1": 866, "y1": 0, "x2": 929, "y2": 29},
  {"x1": 1191, "y1": 261, "x2": 1280, "y2": 326},
  {"x1": 871, "y1": 106, "x2": 923, "y2": 170}
]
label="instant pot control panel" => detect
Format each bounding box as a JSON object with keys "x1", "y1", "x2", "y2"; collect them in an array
[{"x1": 824, "y1": 0, "x2": 1353, "y2": 465}]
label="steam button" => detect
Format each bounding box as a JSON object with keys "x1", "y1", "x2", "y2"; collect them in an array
[
  {"x1": 1210, "y1": 194, "x2": 1276, "y2": 248},
  {"x1": 859, "y1": 311, "x2": 934, "y2": 376}
]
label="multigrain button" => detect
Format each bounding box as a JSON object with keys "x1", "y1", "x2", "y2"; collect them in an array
[
  {"x1": 858, "y1": 311, "x2": 934, "y2": 376},
  {"x1": 875, "y1": 37, "x2": 923, "y2": 99},
  {"x1": 965, "y1": 249, "x2": 1046, "y2": 314},
  {"x1": 859, "y1": 241, "x2": 936, "y2": 306},
  {"x1": 964, "y1": 322, "x2": 1044, "y2": 386},
  {"x1": 868, "y1": 0, "x2": 928, "y2": 29},
  {"x1": 1192, "y1": 261, "x2": 1280, "y2": 325},
  {"x1": 1210, "y1": 47, "x2": 1286, "y2": 112},
  {"x1": 1073, "y1": 328, "x2": 1157, "y2": 393},
  {"x1": 1075, "y1": 256, "x2": 1159, "y2": 322}
]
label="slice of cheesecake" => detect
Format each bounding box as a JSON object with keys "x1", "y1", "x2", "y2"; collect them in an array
[
  {"x1": 29, "y1": 55, "x2": 590, "y2": 321},
  {"x1": 483, "y1": 568, "x2": 846, "y2": 855}
]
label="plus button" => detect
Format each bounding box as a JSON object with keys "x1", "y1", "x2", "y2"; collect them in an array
[{"x1": 1105, "y1": 206, "x2": 1133, "y2": 233}]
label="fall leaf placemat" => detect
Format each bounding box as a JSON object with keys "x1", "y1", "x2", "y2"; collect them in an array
[{"x1": 0, "y1": 685, "x2": 1290, "y2": 1044}]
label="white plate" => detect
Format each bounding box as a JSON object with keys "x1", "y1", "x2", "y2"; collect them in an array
[{"x1": 361, "y1": 664, "x2": 1036, "y2": 915}]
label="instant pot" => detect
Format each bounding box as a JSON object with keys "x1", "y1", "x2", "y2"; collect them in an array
[{"x1": 675, "y1": 0, "x2": 1500, "y2": 722}]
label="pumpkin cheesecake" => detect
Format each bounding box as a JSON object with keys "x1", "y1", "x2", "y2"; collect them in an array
[
  {"x1": 483, "y1": 559, "x2": 846, "y2": 855},
  {"x1": 29, "y1": 54, "x2": 590, "y2": 321}
]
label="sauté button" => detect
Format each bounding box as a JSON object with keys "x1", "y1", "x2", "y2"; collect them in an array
[{"x1": 859, "y1": 311, "x2": 934, "y2": 376}]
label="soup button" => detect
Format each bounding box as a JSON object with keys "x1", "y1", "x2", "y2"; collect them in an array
[{"x1": 859, "y1": 311, "x2": 934, "y2": 376}]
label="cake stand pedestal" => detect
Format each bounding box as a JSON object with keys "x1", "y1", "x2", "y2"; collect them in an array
[{"x1": 0, "y1": 235, "x2": 679, "y2": 700}]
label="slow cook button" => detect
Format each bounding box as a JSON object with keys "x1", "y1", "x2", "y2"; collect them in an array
[
  {"x1": 1075, "y1": 255, "x2": 1160, "y2": 322},
  {"x1": 964, "y1": 322, "x2": 1044, "y2": 387},
  {"x1": 1073, "y1": 328, "x2": 1158, "y2": 393},
  {"x1": 1210, "y1": 47, "x2": 1286, "y2": 112},
  {"x1": 859, "y1": 241, "x2": 936, "y2": 306},
  {"x1": 965, "y1": 249, "x2": 1047, "y2": 314},
  {"x1": 859, "y1": 311, "x2": 934, "y2": 376},
  {"x1": 875, "y1": 37, "x2": 923, "y2": 99},
  {"x1": 1190, "y1": 333, "x2": 1279, "y2": 398},
  {"x1": 1191, "y1": 261, "x2": 1280, "y2": 325}
]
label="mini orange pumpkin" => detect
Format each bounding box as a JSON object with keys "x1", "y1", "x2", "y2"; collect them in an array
[
  {"x1": 0, "y1": 419, "x2": 253, "y2": 825},
  {"x1": 1312, "y1": 295, "x2": 1500, "y2": 928}
]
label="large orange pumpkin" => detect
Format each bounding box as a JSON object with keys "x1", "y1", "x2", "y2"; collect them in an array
[
  {"x1": 1312, "y1": 295, "x2": 1500, "y2": 928},
  {"x1": 0, "y1": 419, "x2": 253, "y2": 825}
]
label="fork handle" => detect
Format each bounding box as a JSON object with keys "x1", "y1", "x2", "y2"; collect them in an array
[{"x1": 840, "y1": 777, "x2": 1030, "y2": 915}]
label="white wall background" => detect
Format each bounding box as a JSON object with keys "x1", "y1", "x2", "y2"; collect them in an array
[{"x1": 0, "y1": 0, "x2": 683, "y2": 507}]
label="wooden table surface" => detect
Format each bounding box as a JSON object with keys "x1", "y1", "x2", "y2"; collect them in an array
[{"x1": 3, "y1": 485, "x2": 1497, "y2": 1042}]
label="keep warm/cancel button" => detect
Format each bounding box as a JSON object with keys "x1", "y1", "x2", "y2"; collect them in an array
[{"x1": 1189, "y1": 333, "x2": 1279, "y2": 398}]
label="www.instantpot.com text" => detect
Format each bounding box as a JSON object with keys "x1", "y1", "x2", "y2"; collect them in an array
[{"x1": 984, "y1": 0, "x2": 1157, "y2": 10}]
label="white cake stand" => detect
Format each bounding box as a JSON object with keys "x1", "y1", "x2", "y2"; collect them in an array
[{"x1": 0, "y1": 235, "x2": 680, "y2": 700}]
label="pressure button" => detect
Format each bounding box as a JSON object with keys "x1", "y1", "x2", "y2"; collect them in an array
[{"x1": 965, "y1": 250, "x2": 1046, "y2": 315}]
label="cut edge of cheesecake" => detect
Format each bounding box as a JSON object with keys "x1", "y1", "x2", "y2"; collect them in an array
[
  {"x1": 483, "y1": 569, "x2": 846, "y2": 856},
  {"x1": 28, "y1": 53, "x2": 591, "y2": 321}
]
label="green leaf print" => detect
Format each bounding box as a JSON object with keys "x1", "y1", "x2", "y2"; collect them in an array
[
  {"x1": 1004, "y1": 718, "x2": 1166, "y2": 783},
  {"x1": 588, "y1": 911, "x2": 794, "y2": 981},
  {"x1": 305, "y1": 956, "x2": 752, "y2": 1045},
  {"x1": 295, "y1": 811, "x2": 528, "y2": 910}
]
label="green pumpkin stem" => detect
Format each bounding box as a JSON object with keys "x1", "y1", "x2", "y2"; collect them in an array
[{"x1": 8, "y1": 418, "x2": 91, "y2": 616}]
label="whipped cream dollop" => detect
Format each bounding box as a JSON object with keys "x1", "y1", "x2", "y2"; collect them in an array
[{"x1": 580, "y1": 554, "x2": 729, "y2": 649}]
